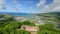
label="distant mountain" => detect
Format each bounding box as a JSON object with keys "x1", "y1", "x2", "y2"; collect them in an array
[
  {"x1": 36, "y1": 12, "x2": 60, "y2": 16},
  {"x1": 49, "y1": 12, "x2": 60, "y2": 16}
]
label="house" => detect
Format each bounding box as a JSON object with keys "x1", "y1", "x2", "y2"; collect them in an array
[{"x1": 17, "y1": 25, "x2": 39, "y2": 34}]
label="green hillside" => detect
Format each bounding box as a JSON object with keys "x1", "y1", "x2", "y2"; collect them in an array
[{"x1": 0, "y1": 14, "x2": 60, "y2": 34}]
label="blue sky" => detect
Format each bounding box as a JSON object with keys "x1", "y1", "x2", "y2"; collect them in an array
[{"x1": 0, "y1": 0, "x2": 60, "y2": 13}]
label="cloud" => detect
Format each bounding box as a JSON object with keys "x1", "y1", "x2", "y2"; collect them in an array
[
  {"x1": 37, "y1": 0, "x2": 46, "y2": 7},
  {"x1": 22, "y1": 0, "x2": 34, "y2": 5},
  {"x1": 36, "y1": 0, "x2": 49, "y2": 13},
  {"x1": 52, "y1": 0, "x2": 60, "y2": 6},
  {"x1": 36, "y1": 0, "x2": 60, "y2": 13},
  {"x1": 13, "y1": 0, "x2": 17, "y2": 4},
  {"x1": 12, "y1": 7, "x2": 20, "y2": 11},
  {"x1": 0, "y1": 0, "x2": 4, "y2": 5},
  {"x1": 53, "y1": 6, "x2": 60, "y2": 11},
  {"x1": 0, "y1": 0, "x2": 20, "y2": 11},
  {"x1": 51, "y1": 0, "x2": 60, "y2": 11},
  {"x1": 29, "y1": 7, "x2": 33, "y2": 11},
  {"x1": 0, "y1": 0, "x2": 6, "y2": 10}
]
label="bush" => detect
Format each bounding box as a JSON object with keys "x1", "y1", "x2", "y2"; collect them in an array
[{"x1": 22, "y1": 20, "x2": 35, "y2": 26}]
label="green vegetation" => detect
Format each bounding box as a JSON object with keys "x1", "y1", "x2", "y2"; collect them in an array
[
  {"x1": 0, "y1": 14, "x2": 60, "y2": 34},
  {"x1": 0, "y1": 14, "x2": 33, "y2": 34},
  {"x1": 16, "y1": 30, "x2": 30, "y2": 34},
  {"x1": 38, "y1": 23, "x2": 60, "y2": 34},
  {"x1": 22, "y1": 20, "x2": 35, "y2": 26}
]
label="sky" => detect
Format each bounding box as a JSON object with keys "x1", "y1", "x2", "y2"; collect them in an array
[{"x1": 0, "y1": 0, "x2": 60, "y2": 13}]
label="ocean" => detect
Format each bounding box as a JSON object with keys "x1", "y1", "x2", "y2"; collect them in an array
[{"x1": 0, "y1": 12, "x2": 31, "y2": 17}]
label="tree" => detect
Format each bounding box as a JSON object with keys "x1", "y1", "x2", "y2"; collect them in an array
[
  {"x1": 38, "y1": 23, "x2": 60, "y2": 34},
  {"x1": 16, "y1": 30, "x2": 30, "y2": 34},
  {"x1": 22, "y1": 20, "x2": 35, "y2": 26}
]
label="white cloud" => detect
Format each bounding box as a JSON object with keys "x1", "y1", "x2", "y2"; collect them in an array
[
  {"x1": 45, "y1": 5, "x2": 50, "y2": 10},
  {"x1": 29, "y1": 7, "x2": 33, "y2": 11},
  {"x1": 37, "y1": 0, "x2": 46, "y2": 7},
  {"x1": 36, "y1": 0, "x2": 60, "y2": 13},
  {"x1": 0, "y1": 0, "x2": 6, "y2": 10},
  {"x1": 0, "y1": 0, "x2": 20, "y2": 11},
  {"x1": 36, "y1": 0, "x2": 49, "y2": 13},
  {"x1": 53, "y1": 0, "x2": 60, "y2": 6},
  {"x1": 0, "y1": 5, "x2": 3, "y2": 9},
  {"x1": 53, "y1": 6, "x2": 60, "y2": 11},
  {"x1": 51, "y1": 0, "x2": 60, "y2": 12},
  {"x1": 12, "y1": 7, "x2": 20, "y2": 11},
  {"x1": 13, "y1": 0, "x2": 17, "y2": 4},
  {"x1": 0, "y1": 0, "x2": 4, "y2": 4}
]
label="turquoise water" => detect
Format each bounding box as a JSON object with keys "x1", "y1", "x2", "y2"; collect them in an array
[{"x1": 0, "y1": 12, "x2": 31, "y2": 17}]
